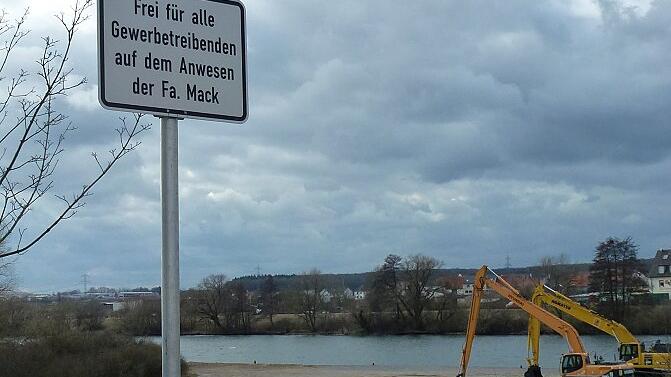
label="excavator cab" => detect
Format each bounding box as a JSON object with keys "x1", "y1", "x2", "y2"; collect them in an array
[
  {"x1": 618, "y1": 343, "x2": 639, "y2": 362},
  {"x1": 561, "y1": 353, "x2": 585, "y2": 375}
]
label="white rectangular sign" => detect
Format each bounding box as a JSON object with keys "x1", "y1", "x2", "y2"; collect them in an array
[{"x1": 98, "y1": 0, "x2": 247, "y2": 122}]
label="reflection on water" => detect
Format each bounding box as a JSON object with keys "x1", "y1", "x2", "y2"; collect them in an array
[{"x1": 146, "y1": 335, "x2": 669, "y2": 369}]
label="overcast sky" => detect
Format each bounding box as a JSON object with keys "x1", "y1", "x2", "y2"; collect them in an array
[{"x1": 4, "y1": 0, "x2": 671, "y2": 292}]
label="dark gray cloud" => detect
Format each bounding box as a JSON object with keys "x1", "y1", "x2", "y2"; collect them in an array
[{"x1": 8, "y1": 0, "x2": 671, "y2": 292}]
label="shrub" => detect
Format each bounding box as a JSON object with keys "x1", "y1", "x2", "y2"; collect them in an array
[
  {"x1": 119, "y1": 300, "x2": 162, "y2": 336},
  {"x1": 477, "y1": 309, "x2": 528, "y2": 335},
  {"x1": 0, "y1": 331, "x2": 188, "y2": 377},
  {"x1": 0, "y1": 298, "x2": 31, "y2": 337},
  {"x1": 272, "y1": 315, "x2": 305, "y2": 334}
]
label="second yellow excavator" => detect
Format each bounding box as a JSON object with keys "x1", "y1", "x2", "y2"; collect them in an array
[
  {"x1": 457, "y1": 266, "x2": 635, "y2": 377},
  {"x1": 528, "y1": 284, "x2": 671, "y2": 376}
]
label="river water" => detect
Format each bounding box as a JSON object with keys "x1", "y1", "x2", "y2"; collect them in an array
[{"x1": 146, "y1": 334, "x2": 670, "y2": 369}]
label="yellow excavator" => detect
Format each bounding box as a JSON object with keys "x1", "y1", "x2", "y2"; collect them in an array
[
  {"x1": 457, "y1": 266, "x2": 635, "y2": 377},
  {"x1": 528, "y1": 284, "x2": 671, "y2": 376}
]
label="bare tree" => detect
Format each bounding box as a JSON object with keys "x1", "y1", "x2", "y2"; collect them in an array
[
  {"x1": 297, "y1": 268, "x2": 324, "y2": 332},
  {"x1": 373, "y1": 254, "x2": 405, "y2": 322},
  {"x1": 119, "y1": 299, "x2": 161, "y2": 336},
  {"x1": 259, "y1": 275, "x2": 278, "y2": 327},
  {"x1": 0, "y1": 259, "x2": 16, "y2": 295},
  {"x1": 374, "y1": 253, "x2": 442, "y2": 330},
  {"x1": 434, "y1": 275, "x2": 458, "y2": 323},
  {"x1": 540, "y1": 253, "x2": 573, "y2": 293},
  {"x1": 400, "y1": 254, "x2": 442, "y2": 330},
  {"x1": 196, "y1": 274, "x2": 229, "y2": 333},
  {"x1": 74, "y1": 300, "x2": 105, "y2": 331},
  {"x1": 230, "y1": 281, "x2": 251, "y2": 332},
  {"x1": 0, "y1": 1, "x2": 149, "y2": 259},
  {"x1": 589, "y1": 237, "x2": 647, "y2": 321}
]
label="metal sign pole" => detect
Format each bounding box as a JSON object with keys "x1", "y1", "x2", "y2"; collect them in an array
[
  {"x1": 97, "y1": 1, "x2": 246, "y2": 374},
  {"x1": 160, "y1": 116, "x2": 180, "y2": 377}
]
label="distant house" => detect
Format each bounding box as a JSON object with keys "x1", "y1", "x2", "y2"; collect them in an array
[
  {"x1": 441, "y1": 275, "x2": 466, "y2": 294},
  {"x1": 319, "y1": 289, "x2": 332, "y2": 303},
  {"x1": 102, "y1": 301, "x2": 127, "y2": 312},
  {"x1": 118, "y1": 291, "x2": 160, "y2": 301},
  {"x1": 25, "y1": 293, "x2": 53, "y2": 302},
  {"x1": 648, "y1": 249, "x2": 671, "y2": 299},
  {"x1": 84, "y1": 291, "x2": 117, "y2": 300},
  {"x1": 343, "y1": 288, "x2": 354, "y2": 299},
  {"x1": 353, "y1": 290, "x2": 366, "y2": 300},
  {"x1": 457, "y1": 282, "x2": 475, "y2": 296},
  {"x1": 427, "y1": 286, "x2": 445, "y2": 298},
  {"x1": 568, "y1": 272, "x2": 590, "y2": 294},
  {"x1": 502, "y1": 273, "x2": 541, "y2": 293}
]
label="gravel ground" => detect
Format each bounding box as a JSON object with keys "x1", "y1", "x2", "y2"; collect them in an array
[{"x1": 188, "y1": 363, "x2": 547, "y2": 377}]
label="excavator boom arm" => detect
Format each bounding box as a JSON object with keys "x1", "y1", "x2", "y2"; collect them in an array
[
  {"x1": 528, "y1": 284, "x2": 639, "y2": 366},
  {"x1": 458, "y1": 266, "x2": 586, "y2": 377},
  {"x1": 458, "y1": 268, "x2": 485, "y2": 377},
  {"x1": 484, "y1": 274, "x2": 586, "y2": 354},
  {"x1": 535, "y1": 285, "x2": 638, "y2": 344}
]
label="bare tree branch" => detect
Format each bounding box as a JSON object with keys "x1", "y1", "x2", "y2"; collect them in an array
[
  {"x1": 0, "y1": 1, "x2": 150, "y2": 259},
  {"x1": 1, "y1": 114, "x2": 150, "y2": 258}
]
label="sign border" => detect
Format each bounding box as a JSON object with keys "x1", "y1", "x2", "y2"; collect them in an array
[{"x1": 97, "y1": 0, "x2": 248, "y2": 123}]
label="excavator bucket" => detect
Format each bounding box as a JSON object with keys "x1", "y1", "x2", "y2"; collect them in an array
[{"x1": 524, "y1": 365, "x2": 543, "y2": 377}]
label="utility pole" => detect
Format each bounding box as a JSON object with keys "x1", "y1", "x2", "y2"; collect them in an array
[
  {"x1": 81, "y1": 273, "x2": 90, "y2": 293},
  {"x1": 255, "y1": 264, "x2": 261, "y2": 276},
  {"x1": 505, "y1": 255, "x2": 511, "y2": 270}
]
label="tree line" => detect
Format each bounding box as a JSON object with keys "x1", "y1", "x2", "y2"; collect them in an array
[
  {"x1": 1, "y1": 236, "x2": 667, "y2": 338},
  {"x1": 113, "y1": 253, "x2": 466, "y2": 335},
  {"x1": 104, "y1": 237, "x2": 661, "y2": 336}
]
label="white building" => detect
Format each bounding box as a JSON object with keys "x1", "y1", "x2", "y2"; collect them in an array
[
  {"x1": 118, "y1": 291, "x2": 159, "y2": 298},
  {"x1": 353, "y1": 290, "x2": 366, "y2": 300},
  {"x1": 649, "y1": 249, "x2": 671, "y2": 299},
  {"x1": 457, "y1": 283, "x2": 475, "y2": 296},
  {"x1": 102, "y1": 301, "x2": 127, "y2": 312},
  {"x1": 319, "y1": 289, "x2": 332, "y2": 303}
]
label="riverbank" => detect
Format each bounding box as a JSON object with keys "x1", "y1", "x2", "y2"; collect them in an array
[
  {"x1": 188, "y1": 363, "x2": 533, "y2": 377},
  {"x1": 130, "y1": 306, "x2": 671, "y2": 337}
]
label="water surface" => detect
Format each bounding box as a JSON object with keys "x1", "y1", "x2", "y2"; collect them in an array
[{"x1": 148, "y1": 334, "x2": 670, "y2": 369}]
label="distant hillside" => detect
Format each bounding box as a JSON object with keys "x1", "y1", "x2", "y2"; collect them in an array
[
  {"x1": 231, "y1": 258, "x2": 654, "y2": 292},
  {"x1": 231, "y1": 272, "x2": 371, "y2": 291},
  {"x1": 227, "y1": 265, "x2": 567, "y2": 292}
]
